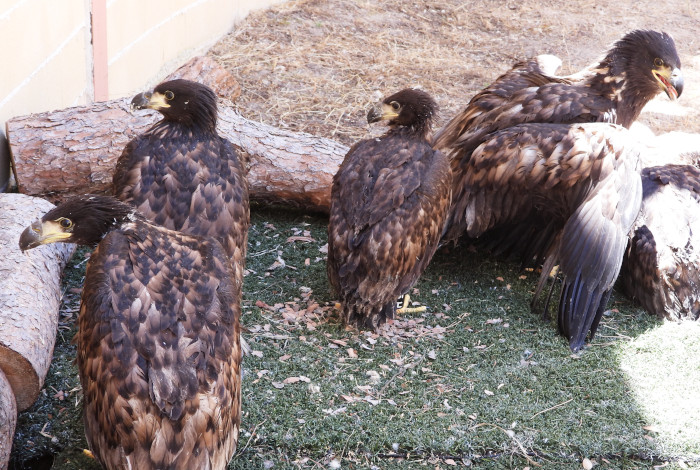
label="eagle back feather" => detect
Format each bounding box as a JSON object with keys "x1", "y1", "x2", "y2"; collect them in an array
[
  {"x1": 77, "y1": 220, "x2": 241, "y2": 469},
  {"x1": 113, "y1": 120, "x2": 250, "y2": 286},
  {"x1": 328, "y1": 130, "x2": 451, "y2": 329}
]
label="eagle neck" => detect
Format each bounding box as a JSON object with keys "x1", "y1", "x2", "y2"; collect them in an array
[
  {"x1": 592, "y1": 53, "x2": 657, "y2": 128},
  {"x1": 388, "y1": 122, "x2": 430, "y2": 141},
  {"x1": 152, "y1": 119, "x2": 217, "y2": 139}
]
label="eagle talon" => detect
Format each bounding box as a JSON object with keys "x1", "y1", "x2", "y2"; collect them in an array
[{"x1": 396, "y1": 294, "x2": 427, "y2": 314}]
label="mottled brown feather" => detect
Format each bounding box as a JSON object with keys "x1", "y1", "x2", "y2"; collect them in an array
[
  {"x1": 327, "y1": 89, "x2": 451, "y2": 330},
  {"x1": 20, "y1": 196, "x2": 242, "y2": 470},
  {"x1": 620, "y1": 165, "x2": 700, "y2": 321},
  {"x1": 456, "y1": 123, "x2": 643, "y2": 351},
  {"x1": 113, "y1": 80, "x2": 249, "y2": 288},
  {"x1": 436, "y1": 31, "x2": 681, "y2": 163}
]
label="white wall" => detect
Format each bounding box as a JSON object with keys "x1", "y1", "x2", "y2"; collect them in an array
[{"x1": 0, "y1": 0, "x2": 283, "y2": 191}]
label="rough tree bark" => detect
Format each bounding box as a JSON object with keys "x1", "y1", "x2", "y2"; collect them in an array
[
  {"x1": 0, "y1": 194, "x2": 75, "y2": 411},
  {"x1": 0, "y1": 369, "x2": 16, "y2": 470},
  {"x1": 7, "y1": 56, "x2": 348, "y2": 214}
]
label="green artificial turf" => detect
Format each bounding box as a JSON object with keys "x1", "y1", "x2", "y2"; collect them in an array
[{"x1": 9, "y1": 206, "x2": 700, "y2": 470}]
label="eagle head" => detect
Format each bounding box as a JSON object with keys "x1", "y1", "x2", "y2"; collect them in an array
[
  {"x1": 131, "y1": 79, "x2": 218, "y2": 129},
  {"x1": 614, "y1": 30, "x2": 684, "y2": 101},
  {"x1": 19, "y1": 195, "x2": 136, "y2": 251},
  {"x1": 367, "y1": 88, "x2": 438, "y2": 136}
]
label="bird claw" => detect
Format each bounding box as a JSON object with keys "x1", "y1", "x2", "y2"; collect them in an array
[{"x1": 396, "y1": 294, "x2": 427, "y2": 314}]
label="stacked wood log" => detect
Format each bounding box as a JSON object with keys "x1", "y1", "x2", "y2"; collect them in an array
[
  {"x1": 0, "y1": 193, "x2": 75, "y2": 412},
  {"x1": 7, "y1": 56, "x2": 348, "y2": 214},
  {"x1": 0, "y1": 369, "x2": 16, "y2": 470}
]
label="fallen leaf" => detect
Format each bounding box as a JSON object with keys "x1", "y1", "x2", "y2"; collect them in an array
[
  {"x1": 347, "y1": 348, "x2": 358, "y2": 358},
  {"x1": 496, "y1": 276, "x2": 504, "y2": 282},
  {"x1": 582, "y1": 457, "x2": 594, "y2": 469},
  {"x1": 304, "y1": 258, "x2": 311, "y2": 266},
  {"x1": 330, "y1": 339, "x2": 348, "y2": 347},
  {"x1": 319, "y1": 243, "x2": 328, "y2": 254},
  {"x1": 251, "y1": 350, "x2": 263, "y2": 358},
  {"x1": 267, "y1": 256, "x2": 286, "y2": 271},
  {"x1": 427, "y1": 350, "x2": 437, "y2": 360},
  {"x1": 366, "y1": 370, "x2": 381, "y2": 384},
  {"x1": 445, "y1": 458, "x2": 457, "y2": 466},
  {"x1": 364, "y1": 396, "x2": 380, "y2": 406},
  {"x1": 272, "y1": 382, "x2": 285, "y2": 389},
  {"x1": 484, "y1": 389, "x2": 494, "y2": 396},
  {"x1": 279, "y1": 354, "x2": 291, "y2": 362},
  {"x1": 286, "y1": 235, "x2": 316, "y2": 243}
]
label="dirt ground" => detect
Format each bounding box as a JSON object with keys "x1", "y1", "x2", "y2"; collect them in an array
[{"x1": 209, "y1": 0, "x2": 700, "y2": 150}]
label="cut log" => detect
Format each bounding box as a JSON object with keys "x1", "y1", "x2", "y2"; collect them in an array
[
  {"x1": 7, "y1": 56, "x2": 348, "y2": 214},
  {"x1": 7, "y1": 102, "x2": 347, "y2": 213},
  {"x1": 0, "y1": 369, "x2": 16, "y2": 470},
  {"x1": 0, "y1": 193, "x2": 75, "y2": 411}
]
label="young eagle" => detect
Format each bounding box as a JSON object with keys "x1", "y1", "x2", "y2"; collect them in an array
[
  {"x1": 113, "y1": 79, "x2": 249, "y2": 285},
  {"x1": 436, "y1": 29, "x2": 683, "y2": 242},
  {"x1": 620, "y1": 165, "x2": 700, "y2": 321},
  {"x1": 327, "y1": 88, "x2": 451, "y2": 330},
  {"x1": 19, "y1": 195, "x2": 242, "y2": 470},
  {"x1": 457, "y1": 123, "x2": 643, "y2": 352}
]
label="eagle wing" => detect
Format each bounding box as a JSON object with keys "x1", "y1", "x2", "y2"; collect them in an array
[
  {"x1": 78, "y1": 226, "x2": 241, "y2": 468},
  {"x1": 434, "y1": 56, "x2": 568, "y2": 150},
  {"x1": 454, "y1": 123, "x2": 642, "y2": 350}
]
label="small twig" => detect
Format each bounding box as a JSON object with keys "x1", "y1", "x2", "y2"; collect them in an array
[
  {"x1": 471, "y1": 423, "x2": 542, "y2": 467},
  {"x1": 377, "y1": 355, "x2": 425, "y2": 397},
  {"x1": 238, "y1": 419, "x2": 267, "y2": 455},
  {"x1": 530, "y1": 398, "x2": 574, "y2": 419}
]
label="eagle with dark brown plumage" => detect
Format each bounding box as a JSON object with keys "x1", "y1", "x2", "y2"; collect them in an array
[
  {"x1": 458, "y1": 123, "x2": 644, "y2": 351},
  {"x1": 437, "y1": 29, "x2": 682, "y2": 242},
  {"x1": 19, "y1": 195, "x2": 242, "y2": 470},
  {"x1": 433, "y1": 29, "x2": 682, "y2": 351},
  {"x1": 327, "y1": 88, "x2": 451, "y2": 330},
  {"x1": 620, "y1": 164, "x2": 700, "y2": 321},
  {"x1": 435, "y1": 29, "x2": 683, "y2": 161},
  {"x1": 113, "y1": 79, "x2": 249, "y2": 285}
]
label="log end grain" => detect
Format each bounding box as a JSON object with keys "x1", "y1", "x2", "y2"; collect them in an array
[{"x1": 0, "y1": 368, "x2": 17, "y2": 470}]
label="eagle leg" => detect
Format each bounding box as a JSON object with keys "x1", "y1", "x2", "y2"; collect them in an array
[{"x1": 396, "y1": 294, "x2": 426, "y2": 314}]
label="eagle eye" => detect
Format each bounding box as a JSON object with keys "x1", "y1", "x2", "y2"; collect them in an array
[
  {"x1": 164, "y1": 91, "x2": 175, "y2": 100},
  {"x1": 58, "y1": 218, "x2": 73, "y2": 229},
  {"x1": 390, "y1": 101, "x2": 400, "y2": 111},
  {"x1": 653, "y1": 58, "x2": 664, "y2": 68}
]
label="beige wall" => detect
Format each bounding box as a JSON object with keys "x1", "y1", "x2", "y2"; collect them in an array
[
  {"x1": 0, "y1": 0, "x2": 282, "y2": 191},
  {"x1": 105, "y1": 0, "x2": 280, "y2": 98}
]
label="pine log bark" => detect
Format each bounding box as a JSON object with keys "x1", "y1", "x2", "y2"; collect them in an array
[
  {"x1": 0, "y1": 194, "x2": 75, "y2": 411},
  {"x1": 7, "y1": 102, "x2": 347, "y2": 214},
  {"x1": 0, "y1": 369, "x2": 16, "y2": 470},
  {"x1": 7, "y1": 55, "x2": 348, "y2": 214}
]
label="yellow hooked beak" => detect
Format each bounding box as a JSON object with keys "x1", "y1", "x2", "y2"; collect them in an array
[
  {"x1": 18, "y1": 220, "x2": 72, "y2": 251},
  {"x1": 367, "y1": 102, "x2": 400, "y2": 123}
]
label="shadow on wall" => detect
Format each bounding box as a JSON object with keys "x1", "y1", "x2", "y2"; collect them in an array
[{"x1": 1, "y1": 131, "x2": 9, "y2": 192}]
